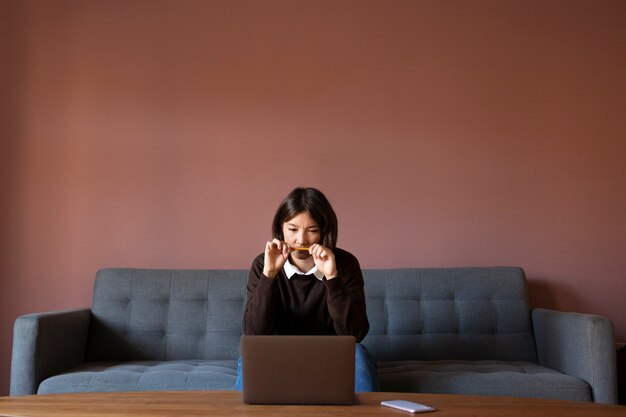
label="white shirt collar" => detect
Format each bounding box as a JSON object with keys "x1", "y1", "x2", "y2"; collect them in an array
[{"x1": 283, "y1": 259, "x2": 325, "y2": 281}]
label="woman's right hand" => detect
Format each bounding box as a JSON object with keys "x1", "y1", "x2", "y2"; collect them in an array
[{"x1": 262, "y1": 238, "x2": 290, "y2": 279}]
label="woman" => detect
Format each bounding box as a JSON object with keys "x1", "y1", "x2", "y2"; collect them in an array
[{"x1": 239, "y1": 187, "x2": 378, "y2": 391}]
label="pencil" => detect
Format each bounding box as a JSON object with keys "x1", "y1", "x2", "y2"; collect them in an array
[{"x1": 292, "y1": 247, "x2": 311, "y2": 251}]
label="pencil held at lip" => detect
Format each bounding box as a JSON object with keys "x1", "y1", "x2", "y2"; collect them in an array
[{"x1": 291, "y1": 247, "x2": 311, "y2": 251}]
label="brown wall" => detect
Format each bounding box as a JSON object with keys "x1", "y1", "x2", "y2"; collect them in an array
[{"x1": 1, "y1": 0, "x2": 625, "y2": 395}]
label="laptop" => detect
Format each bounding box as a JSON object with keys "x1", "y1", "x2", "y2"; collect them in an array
[{"x1": 240, "y1": 335, "x2": 356, "y2": 405}]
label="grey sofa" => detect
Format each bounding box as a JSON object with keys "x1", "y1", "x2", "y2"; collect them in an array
[{"x1": 10, "y1": 267, "x2": 618, "y2": 403}]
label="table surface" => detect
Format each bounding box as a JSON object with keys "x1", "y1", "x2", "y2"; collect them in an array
[{"x1": 0, "y1": 391, "x2": 624, "y2": 417}]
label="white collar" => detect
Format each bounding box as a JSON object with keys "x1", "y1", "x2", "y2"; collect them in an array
[{"x1": 283, "y1": 259, "x2": 325, "y2": 281}]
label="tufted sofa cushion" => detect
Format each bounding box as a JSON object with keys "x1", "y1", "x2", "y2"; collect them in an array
[
  {"x1": 378, "y1": 360, "x2": 591, "y2": 401},
  {"x1": 86, "y1": 269, "x2": 249, "y2": 362},
  {"x1": 38, "y1": 360, "x2": 237, "y2": 393},
  {"x1": 361, "y1": 267, "x2": 537, "y2": 362}
]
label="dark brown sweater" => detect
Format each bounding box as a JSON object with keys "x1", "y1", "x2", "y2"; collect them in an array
[{"x1": 242, "y1": 248, "x2": 369, "y2": 342}]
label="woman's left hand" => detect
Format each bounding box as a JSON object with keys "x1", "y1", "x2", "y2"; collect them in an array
[{"x1": 309, "y1": 244, "x2": 337, "y2": 280}]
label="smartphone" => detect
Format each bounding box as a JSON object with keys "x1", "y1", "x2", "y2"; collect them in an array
[{"x1": 381, "y1": 399, "x2": 436, "y2": 413}]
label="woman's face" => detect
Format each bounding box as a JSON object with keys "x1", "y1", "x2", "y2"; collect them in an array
[{"x1": 282, "y1": 212, "x2": 321, "y2": 259}]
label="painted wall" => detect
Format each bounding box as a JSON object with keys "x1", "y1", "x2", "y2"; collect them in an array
[{"x1": 1, "y1": 0, "x2": 625, "y2": 395}]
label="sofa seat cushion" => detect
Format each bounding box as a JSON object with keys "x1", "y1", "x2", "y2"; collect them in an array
[
  {"x1": 37, "y1": 360, "x2": 238, "y2": 394},
  {"x1": 378, "y1": 360, "x2": 592, "y2": 402}
]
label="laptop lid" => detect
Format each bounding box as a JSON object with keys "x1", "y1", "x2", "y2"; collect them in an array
[{"x1": 241, "y1": 335, "x2": 356, "y2": 405}]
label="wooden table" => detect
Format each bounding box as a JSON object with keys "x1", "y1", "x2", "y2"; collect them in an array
[{"x1": 0, "y1": 391, "x2": 624, "y2": 417}]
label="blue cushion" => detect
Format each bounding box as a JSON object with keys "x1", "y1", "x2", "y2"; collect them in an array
[
  {"x1": 86, "y1": 269, "x2": 248, "y2": 362},
  {"x1": 38, "y1": 360, "x2": 238, "y2": 394},
  {"x1": 362, "y1": 267, "x2": 537, "y2": 362},
  {"x1": 378, "y1": 360, "x2": 591, "y2": 401}
]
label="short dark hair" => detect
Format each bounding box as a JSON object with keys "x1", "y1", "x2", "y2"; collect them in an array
[{"x1": 272, "y1": 187, "x2": 338, "y2": 249}]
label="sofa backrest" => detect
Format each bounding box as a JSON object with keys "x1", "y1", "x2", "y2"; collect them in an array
[
  {"x1": 87, "y1": 266, "x2": 537, "y2": 363},
  {"x1": 361, "y1": 267, "x2": 538, "y2": 362},
  {"x1": 86, "y1": 269, "x2": 249, "y2": 361}
]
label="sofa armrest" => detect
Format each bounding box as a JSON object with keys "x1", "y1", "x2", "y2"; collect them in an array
[
  {"x1": 532, "y1": 308, "x2": 617, "y2": 404},
  {"x1": 10, "y1": 308, "x2": 91, "y2": 396}
]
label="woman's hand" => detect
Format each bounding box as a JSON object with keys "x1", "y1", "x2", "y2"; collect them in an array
[
  {"x1": 309, "y1": 244, "x2": 337, "y2": 280},
  {"x1": 263, "y1": 239, "x2": 290, "y2": 279}
]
